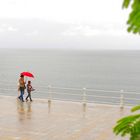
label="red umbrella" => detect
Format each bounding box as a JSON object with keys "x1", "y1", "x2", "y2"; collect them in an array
[{"x1": 21, "y1": 72, "x2": 34, "y2": 78}]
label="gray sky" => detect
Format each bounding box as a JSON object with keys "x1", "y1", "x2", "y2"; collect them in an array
[{"x1": 0, "y1": 0, "x2": 140, "y2": 50}]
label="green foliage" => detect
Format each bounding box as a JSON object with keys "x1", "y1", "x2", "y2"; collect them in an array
[
  {"x1": 131, "y1": 105, "x2": 140, "y2": 112},
  {"x1": 122, "y1": 0, "x2": 131, "y2": 8},
  {"x1": 122, "y1": 0, "x2": 140, "y2": 34},
  {"x1": 114, "y1": 105, "x2": 140, "y2": 140}
]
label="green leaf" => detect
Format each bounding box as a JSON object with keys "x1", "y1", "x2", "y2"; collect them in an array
[
  {"x1": 123, "y1": 0, "x2": 140, "y2": 34},
  {"x1": 131, "y1": 105, "x2": 140, "y2": 112},
  {"x1": 122, "y1": 0, "x2": 131, "y2": 8},
  {"x1": 113, "y1": 114, "x2": 140, "y2": 138}
]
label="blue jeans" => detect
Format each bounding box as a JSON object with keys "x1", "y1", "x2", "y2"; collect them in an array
[{"x1": 19, "y1": 87, "x2": 24, "y2": 101}]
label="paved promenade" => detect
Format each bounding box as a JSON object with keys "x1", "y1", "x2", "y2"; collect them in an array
[{"x1": 0, "y1": 96, "x2": 131, "y2": 140}]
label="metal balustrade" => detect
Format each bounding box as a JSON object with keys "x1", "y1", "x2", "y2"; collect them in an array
[{"x1": 0, "y1": 82, "x2": 140, "y2": 107}]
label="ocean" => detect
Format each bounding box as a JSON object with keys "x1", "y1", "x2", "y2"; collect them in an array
[{"x1": 1, "y1": 49, "x2": 140, "y2": 105}]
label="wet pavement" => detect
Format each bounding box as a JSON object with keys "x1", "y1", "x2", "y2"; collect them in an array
[{"x1": 0, "y1": 96, "x2": 131, "y2": 140}]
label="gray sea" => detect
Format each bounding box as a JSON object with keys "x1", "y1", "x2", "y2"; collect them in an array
[{"x1": 1, "y1": 49, "x2": 140, "y2": 105}]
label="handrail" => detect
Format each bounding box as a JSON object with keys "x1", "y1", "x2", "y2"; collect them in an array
[
  {"x1": 0, "y1": 84, "x2": 140, "y2": 96},
  {"x1": 1, "y1": 84, "x2": 140, "y2": 106},
  {"x1": 1, "y1": 82, "x2": 140, "y2": 95},
  {"x1": 46, "y1": 86, "x2": 140, "y2": 95}
]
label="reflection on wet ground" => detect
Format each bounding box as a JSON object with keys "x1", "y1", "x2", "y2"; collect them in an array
[
  {"x1": 17, "y1": 100, "x2": 32, "y2": 121},
  {"x1": 0, "y1": 96, "x2": 130, "y2": 140}
]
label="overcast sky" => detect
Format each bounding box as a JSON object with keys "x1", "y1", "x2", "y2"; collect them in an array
[{"x1": 0, "y1": 0, "x2": 140, "y2": 50}]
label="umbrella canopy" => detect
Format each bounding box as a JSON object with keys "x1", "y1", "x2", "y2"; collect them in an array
[{"x1": 21, "y1": 72, "x2": 34, "y2": 78}]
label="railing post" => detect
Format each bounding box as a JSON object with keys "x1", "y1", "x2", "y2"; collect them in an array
[
  {"x1": 120, "y1": 90, "x2": 124, "y2": 109},
  {"x1": 82, "y1": 88, "x2": 87, "y2": 107},
  {"x1": 48, "y1": 85, "x2": 52, "y2": 103}
]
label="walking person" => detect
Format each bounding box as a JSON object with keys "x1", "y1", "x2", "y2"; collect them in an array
[
  {"x1": 26, "y1": 81, "x2": 35, "y2": 102},
  {"x1": 18, "y1": 75, "x2": 26, "y2": 102}
]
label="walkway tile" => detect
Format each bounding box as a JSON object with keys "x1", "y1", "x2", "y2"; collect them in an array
[{"x1": 0, "y1": 96, "x2": 131, "y2": 140}]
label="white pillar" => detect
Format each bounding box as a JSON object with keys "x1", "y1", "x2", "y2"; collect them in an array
[
  {"x1": 48, "y1": 85, "x2": 52, "y2": 103},
  {"x1": 82, "y1": 88, "x2": 87, "y2": 106},
  {"x1": 120, "y1": 90, "x2": 124, "y2": 109},
  {"x1": 82, "y1": 88, "x2": 87, "y2": 115}
]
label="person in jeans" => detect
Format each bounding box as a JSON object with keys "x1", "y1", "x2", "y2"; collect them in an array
[
  {"x1": 26, "y1": 81, "x2": 34, "y2": 102},
  {"x1": 18, "y1": 75, "x2": 26, "y2": 102}
]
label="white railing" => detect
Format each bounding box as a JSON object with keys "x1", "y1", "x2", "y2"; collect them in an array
[
  {"x1": 0, "y1": 82, "x2": 140, "y2": 107},
  {"x1": 45, "y1": 85, "x2": 140, "y2": 107}
]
